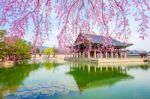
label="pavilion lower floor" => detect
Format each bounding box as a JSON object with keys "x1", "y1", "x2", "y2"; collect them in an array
[{"x1": 69, "y1": 50, "x2": 127, "y2": 59}]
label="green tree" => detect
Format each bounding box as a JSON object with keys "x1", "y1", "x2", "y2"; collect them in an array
[
  {"x1": 0, "y1": 30, "x2": 6, "y2": 41},
  {"x1": 14, "y1": 40, "x2": 31, "y2": 60},
  {"x1": 0, "y1": 43, "x2": 8, "y2": 62},
  {"x1": 0, "y1": 30, "x2": 7, "y2": 62},
  {"x1": 6, "y1": 38, "x2": 31, "y2": 63},
  {"x1": 43, "y1": 48, "x2": 54, "y2": 58}
]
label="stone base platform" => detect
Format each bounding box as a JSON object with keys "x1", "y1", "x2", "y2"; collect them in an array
[{"x1": 65, "y1": 57, "x2": 147, "y2": 63}]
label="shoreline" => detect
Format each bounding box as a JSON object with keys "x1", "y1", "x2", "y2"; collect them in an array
[{"x1": 0, "y1": 55, "x2": 149, "y2": 68}]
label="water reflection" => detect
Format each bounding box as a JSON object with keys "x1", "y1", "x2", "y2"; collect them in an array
[
  {"x1": 0, "y1": 63, "x2": 40, "y2": 99},
  {"x1": 0, "y1": 61, "x2": 64, "y2": 99},
  {"x1": 43, "y1": 61, "x2": 62, "y2": 70},
  {"x1": 68, "y1": 62, "x2": 133, "y2": 91},
  {"x1": 0, "y1": 61, "x2": 150, "y2": 99},
  {"x1": 129, "y1": 63, "x2": 150, "y2": 71}
]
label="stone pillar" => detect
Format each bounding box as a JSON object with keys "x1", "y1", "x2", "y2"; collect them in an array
[
  {"x1": 72, "y1": 53, "x2": 74, "y2": 58},
  {"x1": 71, "y1": 53, "x2": 73, "y2": 58},
  {"x1": 116, "y1": 52, "x2": 118, "y2": 58},
  {"x1": 111, "y1": 52, "x2": 113, "y2": 58},
  {"x1": 124, "y1": 52, "x2": 127, "y2": 58},
  {"x1": 100, "y1": 52, "x2": 103, "y2": 58},
  {"x1": 120, "y1": 52, "x2": 122, "y2": 59},
  {"x1": 76, "y1": 52, "x2": 78, "y2": 58},
  {"x1": 94, "y1": 50, "x2": 96, "y2": 58},
  {"x1": 88, "y1": 51, "x2": 90, "y2": 59},
  {"x1": 79, "y1": 52, "x2": 81, "y2": 58},
  {"x1": 74, "y1": 53, "x2": 76, "y2": 58},
  {"x1": 82, "y1": 52, "x2": 85, "y2": 58},
  {"x1": 69, "y1": 53, "x2": 71, "y2": 58},
  {"x1": 106, "y1": 52, "x2": 108, "y2": 58}
]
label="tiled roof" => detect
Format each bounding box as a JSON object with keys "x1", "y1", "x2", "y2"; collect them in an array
[{"x1": 84, "y1": 34, "x2": 132, "y2": 47}]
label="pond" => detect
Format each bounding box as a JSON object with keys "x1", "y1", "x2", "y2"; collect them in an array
[{"x1": 0, "y1": 60, "x2": 150, "y2": 99}]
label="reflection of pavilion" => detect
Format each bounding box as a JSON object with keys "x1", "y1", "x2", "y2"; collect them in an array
[{"x1": 68, "y1": 62, "x2": 132, "y2": 91}]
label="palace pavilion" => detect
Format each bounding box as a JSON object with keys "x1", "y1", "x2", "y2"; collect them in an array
[{"x1": 69, "y1": 33, "x2": 132, "y2": 59}]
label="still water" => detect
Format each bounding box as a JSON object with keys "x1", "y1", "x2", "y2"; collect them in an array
[{"x1": 0, "y1": 60, "x2": 150, "y2": 99}]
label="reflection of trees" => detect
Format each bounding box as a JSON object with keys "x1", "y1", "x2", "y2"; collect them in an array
[
  {"x1": 68, "y1": 62, "x2": 133, "y2": 91},
  {"x1": 0, "y1": 63, "x2": 40, "y2": 98},
  {"x1": 140, "y1": 64, "x2": 150, "y2": 71},
  {"x1": 125, "y1": 63, "x2": 150, "y2": 71},
  {"x1": 43, "y1": 61, "x2": 63, "y2": 70},
  {"x1": 43, "y1": 62, "x2": 60, "y2": 70}
]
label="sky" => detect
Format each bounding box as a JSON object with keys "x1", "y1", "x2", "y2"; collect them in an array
[
  {"x1": 2, "y1": 12, "x2": 150, "y2": 51},
  {"x1": 28, "y1": 11, "x2": 150, "y2": 52},
  {"x1": 24, "y1": 16, "x2": 150, "y2": 51}
]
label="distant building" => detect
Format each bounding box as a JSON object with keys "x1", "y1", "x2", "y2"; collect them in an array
[
  {"x1": 127, "y1": 50, "x2": 149, "y2": 58},
  {"x1": 69, "y1": 33, "x2": 132, "y2": 58}
]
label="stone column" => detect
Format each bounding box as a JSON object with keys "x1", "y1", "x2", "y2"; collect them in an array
[
  {"x1": 88, "y1": 51, "x2": 90, "y2": 59},
  {"x1": 70, "y1": 53, "x2": 72, "y2": 58},
  {"x1": 76, "y1": 52, "x2": 78, "y2": 58},
  {"x1": 72, "y1": 53, "x2": 74, "y2": 58},
  {"x1": 125, "y1": 52, "x2": 127, "y2": 58},
  {"x1": 111, "y1": 52, "x2": 113, "y2": 58},
  {"x1": 74, "y1": 53, "x2": 76, "y2": 58},
  {"x1": 106, "y1": 52, "x2": 108, "y2": 58},
  {"x1": 82, "y1": 52, "x2": 85, "y2": 58},
  {"x1": 116, "y1": 52, "x2": 118, "y2": 58},
  {"x1": 100, "y1": 52, "x2": 103, "y2": 58},
  {"x1": 73, "y1": 53, "x2": 75, "y2": 58},
  {"x1": 94, "y1": 49, "x2": 96, "y2": 58},
  {"x1": 120, "y1": 52, "x2": 122, "y2": 59},
  {"x1": 79, "y1": 52, "x2": 81, "y2": 58}
]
